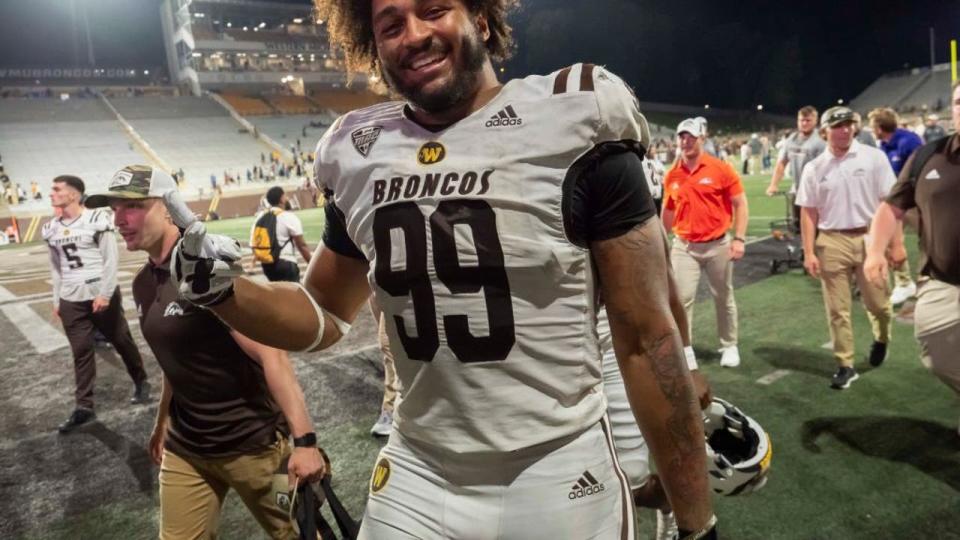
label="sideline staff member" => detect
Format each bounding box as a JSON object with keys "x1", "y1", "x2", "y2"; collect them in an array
[
  {"x1": 866, "y1": 80, "x2": 960, "y2": 435},
  {"x1": 662, "y1": 118, "x2": 749, "y2": 368},
  {"x1": 86, "y1": 165, "x2": 323, "y2": 539},
  {"x1": 797, "y1": 107, "x2": 896, "y2": 390}
]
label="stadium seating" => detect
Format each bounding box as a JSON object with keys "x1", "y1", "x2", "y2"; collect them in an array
[
  {"x1": 263, "y1": 95, "x2": 320, "y2": 115},
  {"x1": 108, "y1": 96, "x2": 227, "y2": 119},
  {"x1": 127, "y1": 117, "x2": 267, "y2": 190},
  {"x1": 898, "y1": 67, "x2": 953, "y2": 112},
  {"x1": 250, "y1": 115, "x2": 330, "y2": 145},
  {"x1": 220, "y1": 94, "x2": 275, "y2": 116},
  {"x1": 309, "y1": 90, "x2": 388, "y2": 113},
  {"x1": 0, "y1": 120, "x2": 148, "y2": 197},
  {"x1": 0, "y1": 97, "x2": 113, "y2": 123}
]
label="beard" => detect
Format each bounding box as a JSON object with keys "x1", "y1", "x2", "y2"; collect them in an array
[{"x1": 381, "y1": 26, "x2": 488, "y2": 114}]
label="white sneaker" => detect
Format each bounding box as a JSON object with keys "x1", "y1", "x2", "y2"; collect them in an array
[
  {"x1": 370, "y1": 410, "x2": 393, "y2": 437},
  {"x1": 655, "y1": 509, "x2": 679, "y2": 540},
  {"x1": 720, "y1": 346, "x2": 741, "y2": 368},
  {"x1": 890, "y1": 281, "x2": 917, "y2": 305}
]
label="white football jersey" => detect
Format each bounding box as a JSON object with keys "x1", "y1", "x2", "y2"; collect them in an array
[
  {"x1": 316, "y1": 64, "x2": 650, "y2": 453},
  {"x1": 42, "y1": 209, "x2": 114, "y2": 300}
]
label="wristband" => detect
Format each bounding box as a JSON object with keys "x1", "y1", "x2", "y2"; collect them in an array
[
  {"x1": 732, "y1": 236, "x2": 746, "y2": 243},
  {"x1": 684, "y1": 345, "x2": 698, "y2": 371},
  {"x1": 293, "y1": 432, "x2": 317, "y2": 448}
]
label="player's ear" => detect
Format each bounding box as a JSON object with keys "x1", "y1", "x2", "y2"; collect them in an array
[{"x1": 475, "y1": 13, "x2": 490, "y2": 42}]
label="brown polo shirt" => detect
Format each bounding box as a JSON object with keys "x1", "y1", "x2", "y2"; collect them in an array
[
  {"x1": 887, "y1": 133, "x2": 960, "y2": 285},
  {"x1": 132, "y1": 256, "x2": 286, "y2": 458}
]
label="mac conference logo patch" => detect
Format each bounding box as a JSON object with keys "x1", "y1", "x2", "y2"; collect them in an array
[
  {"x1": 417, "y1": 141, "x2": 446, "y2": 165},
  {"x1": 351, "y1": 126, "x2": 382, "y2": 158}
]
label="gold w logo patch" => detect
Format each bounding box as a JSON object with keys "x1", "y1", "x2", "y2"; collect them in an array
[
  {"x1": 418, "y1": 142, "x2": 446, "y2": 165},
  {"x1": 371, "y1": 457, "x2": 391, "y2": 493}
]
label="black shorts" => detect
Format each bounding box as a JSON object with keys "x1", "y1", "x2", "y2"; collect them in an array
[{"x1": 261, "y1": 259, "x2": 300, "y2": 282}]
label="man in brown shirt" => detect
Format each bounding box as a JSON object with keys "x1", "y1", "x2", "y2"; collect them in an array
[
  {"x1": 866, "y1": 79, "x2": 960, "y2": 437},
  {"x1": 85, "y1": 165, "x2": 324, "y2": 539}
]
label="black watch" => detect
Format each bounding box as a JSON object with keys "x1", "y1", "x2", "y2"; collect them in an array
[
  {"x1": 732, "y1": 236, "x2": 746, "y2": 243},
  {"x1": 293, "y1": 432, "x2": 317, "y2": 448}
]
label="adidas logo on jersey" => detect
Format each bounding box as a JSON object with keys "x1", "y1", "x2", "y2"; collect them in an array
[
  {"x1": 568, "y1": 470, "x2": 605, "y2": 500},
  {"x1": 163, "y1": 302, "x2": 184, "y2": 317},
  {"x1": 485, "y1": 105, "x2": 523, "y2": 127}
]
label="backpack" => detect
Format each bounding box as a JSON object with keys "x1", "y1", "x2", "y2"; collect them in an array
[
  {"x1": 906, "y1": 135, "x2": 951, "y2": 187},
  {"x1": 250, "y1": 209, "x2": 290, "y2": 264}
]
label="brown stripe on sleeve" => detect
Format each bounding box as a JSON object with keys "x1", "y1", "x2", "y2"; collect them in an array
[
  {"x1": 553, "y1": 67, "x2": 572, "y2": 94},
  {"x1": 580, "y1": 63, "x2": 595, "y2": 92}
]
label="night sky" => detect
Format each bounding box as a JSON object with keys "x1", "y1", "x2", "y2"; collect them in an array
[{"x1": 0, "y1": 0, "x2": 957, "y2": 113}]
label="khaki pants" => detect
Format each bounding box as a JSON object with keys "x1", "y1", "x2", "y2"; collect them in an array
[
  {"x1": 671, "y1": 236, "x2": 738, "y2": 348},
  {"x1": 914, "y1": 278, "x2": 960, "y2": 396},
  {"x1": 159, "y1": 435, "x2": 294, "y2": 540},
  {"x1": 815, "y1": 231, "x2": 892, "y2": 367},
  {"x1": 378, "y1": 312, "x2": 399, "y2": 413}
]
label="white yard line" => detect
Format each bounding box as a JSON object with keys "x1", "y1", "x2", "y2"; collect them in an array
[
  {"x1": 0, "y1": 285, "x2": 69, "y2": 354},
  {"x1": 756, "y1": 369, "x2": 792, "y2": 385}
]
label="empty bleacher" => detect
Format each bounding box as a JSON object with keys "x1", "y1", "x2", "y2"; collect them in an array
[
  {"x1": 108, "y1": 96, "x2": 228, "y2": 119},
  {"x1": 220, "y1": 94, "x2": 275, "y2": 116},
  {"x1": 309, "y1": 90, "x2": 388, "y2": 114},
  {"x1": 0, "y1": 97, "x2": 113, "y2": 123},
  {"x1": 851, "y1": 64, "x2": 953, "y2": 115},
  {"x1": 250, "y1": 114, "x2": 330, "y2": 146},
  {"x1": 263, "y1": 95, "x2": 320, "y2": 115},
  {"x1": 127, "y1": 117, "x2": 265, "y2": 189},
  {"x1": 0, "y1": 120, "x2": 147, "y2": 197}
]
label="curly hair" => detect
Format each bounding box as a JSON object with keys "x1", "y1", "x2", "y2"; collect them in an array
[{"x1": 314, "y1": 0, "x2": 518, "y2": 76}]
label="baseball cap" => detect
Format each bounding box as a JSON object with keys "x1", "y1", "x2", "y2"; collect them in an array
[
  {"x1": 676, "y1": 118, "x2": 704, "y2": 137},
  {"x1": 820, "y1": 106, "x2": 856, "y2": 128},
  {"x1": 927, "y1": 113, "x2": 939, "y2": 121},
  {"x1": 85, "y1": 165, "x2": 177, "y2": 208}
]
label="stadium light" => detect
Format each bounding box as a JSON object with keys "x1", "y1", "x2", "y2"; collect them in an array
[
  {"x1": 243, "y1": 26, "x2": 248, "y2": 31},
  {"x1": 837, "y1": 99, "x2": 844, "y2": 105},
  {"x1": 144, "y1": 70, "x2": 150, "y2": 75},
  {"x1": 293, "y1": 18, "x2": 303, "y2": 24},
  {"x1": 704, "y1": 104, "x2": 710, "y2": 109},
  {"x1": 226, "y1": 22, "x2": 232, "y2": 27},
  {"x1": 757, "y1": 104, "x2": 764, "y2": 111},
  {"x1": 259, "y1": 22, "x2": 266, "y2": 28}
]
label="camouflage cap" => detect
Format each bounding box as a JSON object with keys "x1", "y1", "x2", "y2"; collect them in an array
[
  {"x1": 84, "y1": 165, "x2": 177, "y2": 208},
  {"x1": 820, "y1": 106, "x2": 856, "y2": 129}
]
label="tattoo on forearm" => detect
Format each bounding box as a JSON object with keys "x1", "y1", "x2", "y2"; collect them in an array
[{"x1": 597, "y1": 219, "x2": 706, "y2": 510}]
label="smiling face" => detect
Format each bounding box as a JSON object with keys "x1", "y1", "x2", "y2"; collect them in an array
[
  {"x1": 372, "y1": 0, "x2": 490, "y2": 114},
  {"x1": 110, "y1": 198, "x2": 169, "y2": 253},
  {"x1": 826, "y1": 120, "x2": 855, "y2": 154}
]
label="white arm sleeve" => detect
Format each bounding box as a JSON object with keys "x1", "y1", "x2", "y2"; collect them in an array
[
  {"x1": 48, "y1": 246, "x2": 62, "y2": 309},
  {"x1": 98, "y1": 230, "x2": 118, "y2": 298}
]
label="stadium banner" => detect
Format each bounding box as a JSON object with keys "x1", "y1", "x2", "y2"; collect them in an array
[{"x1": 0, "y1": 68, "x2": 141, "y2": 80}]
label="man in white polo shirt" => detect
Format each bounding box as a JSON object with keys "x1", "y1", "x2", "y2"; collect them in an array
[{"x1": 797, "y1": 106, "x2": 899, "y2": 390}]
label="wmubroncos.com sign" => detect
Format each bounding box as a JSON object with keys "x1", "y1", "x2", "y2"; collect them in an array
[{"x1": 0, "y1": 68, "x2": 142, "y2": 80}]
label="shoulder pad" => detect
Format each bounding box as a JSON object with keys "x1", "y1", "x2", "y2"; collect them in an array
[{"x1": 591, "y1": 65, "x2": 650, "y2": 150}]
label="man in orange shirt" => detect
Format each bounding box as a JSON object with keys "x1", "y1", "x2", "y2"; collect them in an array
[{"x1": 663, "y1": 118, "x2": 750, "y2": 367}]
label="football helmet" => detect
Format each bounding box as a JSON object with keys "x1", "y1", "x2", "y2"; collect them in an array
[{"x1": 703, "y1": 397, "x2": 772, "y2": 496}]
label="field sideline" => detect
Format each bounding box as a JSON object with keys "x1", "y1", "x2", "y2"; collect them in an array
[{"x1": 1, "y1": 170, "x2": 958, "y2": 539}]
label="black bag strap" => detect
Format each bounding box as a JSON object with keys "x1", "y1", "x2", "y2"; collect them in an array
[{"x1": 908, "y1": 136, "x2": 950, "y2": 187}]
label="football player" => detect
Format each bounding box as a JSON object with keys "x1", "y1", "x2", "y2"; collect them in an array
[
  {"x1": 43, "y1": 175, "x2": 149, "y2": 433},
  {"x1": 166, "y1": 1, "x2": 715, "y2": 538}
]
